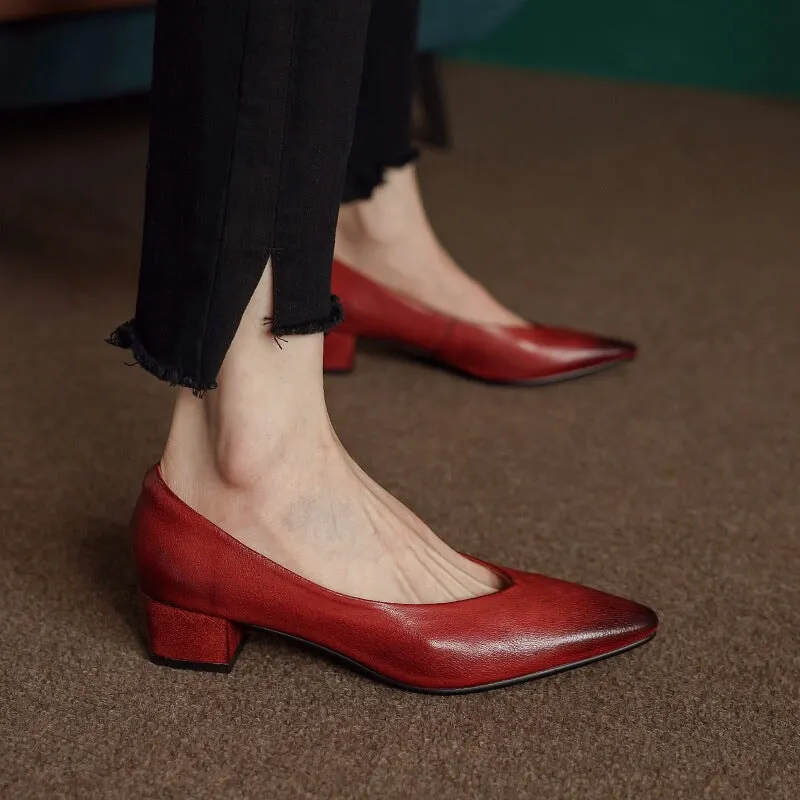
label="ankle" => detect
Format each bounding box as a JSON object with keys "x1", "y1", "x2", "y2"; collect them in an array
[
  {"x1": 161, "y1": 386, "x2": 334, "y2": 497},
  {"x1": 337, "y1": 165, "x2": 429, "y2": 250},
  {"x1": 337, "y1": 202, "x2": 402, "y2": 252}
]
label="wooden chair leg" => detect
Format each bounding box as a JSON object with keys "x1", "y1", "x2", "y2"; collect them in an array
[{"x1": 413, "y1": 52, "x2": 451, "y2": 149}]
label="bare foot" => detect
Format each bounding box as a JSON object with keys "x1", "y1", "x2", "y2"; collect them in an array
[
  {"x1": 160, "y1": 265, "x2": 502, "y2": 604},
  {"x1": 335, "y1": 163, "x2": 525, "y2": 326}
]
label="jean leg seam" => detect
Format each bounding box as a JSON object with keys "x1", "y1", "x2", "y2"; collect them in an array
[{"x1": 265, "y1": 0, "x2": 302, "y2": 331}]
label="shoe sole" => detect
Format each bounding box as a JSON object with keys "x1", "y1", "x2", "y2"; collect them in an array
[{"x1": 150, "y1": 627, "x2": 656, "y2": 694}]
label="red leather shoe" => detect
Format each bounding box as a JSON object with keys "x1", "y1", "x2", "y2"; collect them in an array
[
  {"x1": 134, "y1": 468, "x2": 658, "y2": 693},
  {"x1": 325, "y1": 260, "x2": 637, "y2": 384}
]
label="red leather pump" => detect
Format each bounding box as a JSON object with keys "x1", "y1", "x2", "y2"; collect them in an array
[
  {"x1": 135, "y1": 468, "x2": 658, "y2": 693},
  {"x1": 325, "y1": 260, "x2": 637, "y2": 384}
]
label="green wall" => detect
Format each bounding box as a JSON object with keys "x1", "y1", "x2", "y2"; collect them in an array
[{"x1": 454, "y1": 0, "x2": 800, "y2": 96}]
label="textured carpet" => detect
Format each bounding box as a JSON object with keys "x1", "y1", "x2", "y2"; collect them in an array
[{"x1": 1, "y1": 65, "x2": 798, "y2": 799}]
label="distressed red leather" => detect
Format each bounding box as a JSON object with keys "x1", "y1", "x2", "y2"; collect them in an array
[
  {"x1": 325, "y1": 259, "x2": 637, "y2": 382},
  {"x1": 134, "y1": 467, "x2": 657, "y2": 691}
]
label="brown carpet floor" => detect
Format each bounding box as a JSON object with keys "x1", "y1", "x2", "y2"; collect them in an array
[{"x1": 1, "y1": 64, "x2": 799, "y2": 799}]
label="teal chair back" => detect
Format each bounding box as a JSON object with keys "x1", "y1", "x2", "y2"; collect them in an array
[{"x1": 419, "y1": 0, "x2": 526, "y2": 50}]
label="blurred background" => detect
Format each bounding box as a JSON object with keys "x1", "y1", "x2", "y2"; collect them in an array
[
  {"x1": 2, "y1": 3, "x2": 798, "y2": 800},
  {"x1": 2, "y1": 1, "x2": 800, "y2": 108}
]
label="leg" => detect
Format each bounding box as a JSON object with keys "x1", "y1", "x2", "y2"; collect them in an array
[
  {"x1": 112, "y1": 0, "x2": 500, "y2": 603},
  {"x1": 113, "y1": 0, "x2": 657, "y2": 687},
  {"x1": 111, "y1": 0, "x2": 372, "y2": 390},
  {"x1": 328, "y1": 0, "x2": 636, "y2": 382},
  {"x1": 335, "y1": 0, "x2": 525, "y2": 325},
  {"x1": 341, "y1": 0, "x2": 421, "y2": 204}
]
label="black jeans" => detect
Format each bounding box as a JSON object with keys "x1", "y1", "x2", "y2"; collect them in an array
[{"x1": 110, "y1": 0, "x2": 420, "y2": 392}]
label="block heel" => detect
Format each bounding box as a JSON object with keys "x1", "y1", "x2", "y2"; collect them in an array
[
  {"x1": 142, "y1": 594, "x2": 245, "y2": 673},
  {"x1": 323, "y1": 330, "x2": 357, "y2": 373}
]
